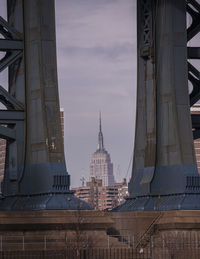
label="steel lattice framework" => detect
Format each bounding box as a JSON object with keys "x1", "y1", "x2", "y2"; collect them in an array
[
  {"x1": 0, "y1": 0, "x2": 200, "y2": 211},
  {"x1": 0, "y1": 0, "x2": 90, "y2": 210},
  {"x1": 187, "y1": 0, "x2": 200, "y2": 138},
  {"x1": 116, "y1": 0, "x2": 200, "y2": 211}
]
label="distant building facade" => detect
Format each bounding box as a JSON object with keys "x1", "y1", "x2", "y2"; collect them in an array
[
  {"x1": 60, "y1": 108, "x2": 64, "y2": 141},
  {"x1": 0, "y1": 138, "x2": 6, "y2": 190},
  {"x1": 115, "y1": 178, "x2": 129, "y2": 205},
  {"x1": 72, "y1": 178, "x2": 101, "y2": 210},
  {"x1": 72, "y1": 177, "x2": 128, "y2": 210},
  {"x1": 191, "y1": 105, "x2": 200, "y2": 173},
  {"x1": 89, "y1": 114, "x2": 115, "y2": 186},
  {"x1": 97, "y1": 184, "x2": 119, "y2": 210},
  {"x1": 73, "y1": 113, "x2": 129, "y2": 210}
]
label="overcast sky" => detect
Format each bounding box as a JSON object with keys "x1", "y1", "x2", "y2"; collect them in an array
[
  {"x1": 0, "y1": 0, "x2": 137, "y2": 187},
  {"x1": 55, "y1": 0, "x2": 137, "y2": 187}
]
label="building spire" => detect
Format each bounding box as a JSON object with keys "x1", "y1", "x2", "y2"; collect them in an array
[
  {"x1": 98, "y1": 112, "x2": 104, "y2": 150},
  {"x1": 99, "y1": 111, "x2": 102, "y2": 132}
]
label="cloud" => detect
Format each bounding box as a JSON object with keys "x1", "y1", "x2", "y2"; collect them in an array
[
  {"x1": 0, "y1": 0, "x2": 6, "y2": 19},
  {"x1": 0, "y1": 0, "x2": 136, "y2": 187},
  {"x1": 57, "y1": 44, "x2": 136, "y2": 116},
  {"x1": 58, "y1": 43, "x2": 135, "y2": 60},
  {"x1": 54, "y1": 0, "x2": 137, "y2": 186},
  {"x1": 55, "y1": 0, "x2": 136, "y2": 48}
]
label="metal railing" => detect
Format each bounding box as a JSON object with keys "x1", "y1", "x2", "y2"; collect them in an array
[
  {"x1": 107, "y1": 235, "x2": 134, "y2": 248},
  {"x1": 0, "y1": 234, "x2": 200, "y2": 258},
  {"x1": 0, "y1": 235, "x2": 66, "y2": 251}
]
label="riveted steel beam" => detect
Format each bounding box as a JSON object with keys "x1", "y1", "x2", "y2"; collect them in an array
[
  {"x1": 187, "y1": 4, "x2": 200, "y2": 41},
  {"x1": 0, "y1": 16, "x2": 22, "y2": 39},
  {"x1": 187, "y1": 0, "x2": 200, "y2": 139},
  {"x1": 187, "y1": 0, "x2": 200, "y2": 13},
  {"x1": 188, "y1": 71, "x2": 200, "y2": 106},
  {"x1": 0, "y1": 110, "x2": 24, "y2": 121},
  {"x1": 193, "y1": 129, "x2": 200, "y2": 140},
  {"x1": 0, "y1": 39, "x2": 23, "y2": 51},
  {"x1": 188, "y1": 62, "x2": 200, "y2": 79},
  {"x1": 0, "y1": 51, "x2": 22, "y2": 72},
  {"x1": 188, "y1": 47, "x2": 200, "y2": 59},
  {"x1": 188, "y1": 62, "x2": 200, "y2": 107},
  {"x1": 0, "y1": 85, "x2": 24, "y2": 110},
  {"x1": 0, "y1": 125, "x2": 15, "y2": 140},
  {"x1": 0, "y1": 2, "x2": 25, "y2": 200},
  {"x1": 191, "y1": 114, "x2": 200, "y2": 127}
]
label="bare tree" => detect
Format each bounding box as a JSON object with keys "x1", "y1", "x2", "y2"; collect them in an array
[{"x1": 66, "y1": 203, "x2": 95, "y2": 259}]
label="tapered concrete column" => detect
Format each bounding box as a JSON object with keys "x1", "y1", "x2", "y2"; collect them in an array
[
  {"x1": 20, "y1": 0, "x2": 69, "y2": 195},
  {"x1": 151, "y1": 0, "x2": 197, "y2": 195},
  {"x1": 123, "y1": 0, "x2": 200, "y2": 211},
  {"x1": 128, "y1": 0, "x2": 157, "y2": 197},
  {"x1": 0, "y1": 0, "x2": 90, "y2": 210}
]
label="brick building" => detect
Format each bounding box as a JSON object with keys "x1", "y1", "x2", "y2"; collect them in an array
[
  {"x1": 97, "y1": 185, "x2": 119, "y2": 210},
  {"x1": 60, "y1": 108, "x2": 64, "y2": 142},
  {"x1": 115, "y1": 178, "x2": 129, "y2": 205},
  {"x1": 0, "y1": 138, "x2": 6, "y2": 190},
  {"x1": 73, "y1": 113, "x2": 129, "y2": 210},
  {"x1": 73, "y1": 177, "x2": 128, "y2": 210},
  {"x1": 191, "y1": 104, "x2": 200, "y2": 172},
  {"x1": 72, "y1": 178, "x2": 101, "y2": 210}
]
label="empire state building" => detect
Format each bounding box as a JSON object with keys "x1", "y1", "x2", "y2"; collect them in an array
[{"x1": 89, "y1": 114, "x2": 115, "y2": 186}]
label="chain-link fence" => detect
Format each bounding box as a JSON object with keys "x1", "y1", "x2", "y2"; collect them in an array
[
  {"x1": 0, "y1": 246, "x2": 200, "y2": 259},
  {"x1": 0, "y1": 233, "x2": 199, "y2": 258},
  {"x1": 0, "y1": 248, "x2": 150, "y2": 259}
]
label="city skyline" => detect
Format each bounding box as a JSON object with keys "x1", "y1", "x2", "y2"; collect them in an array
[{"x1": 0, "y1": 0, "x2": 137, "y2": 187}]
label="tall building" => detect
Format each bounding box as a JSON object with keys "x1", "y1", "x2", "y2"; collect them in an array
[
  {"x1": 115, "y1": 178, "x2": 129, "y2": 205},
  {"x1": 191, "y1": 104, "x2": 200, "y2": 172},
  {"x1": 97, "y1": 184, "x2": 119, "y2": 210},
  {"x1": 60, "y1": 108, "x2": 64, "y2": 141},
  {"x1": 0, "y1": 138, "x2": 6, "y2": 191},
  {"x1": 73, "y1": 114, "x2": 128, "y2": 210},
  {"x1": 89, "y1": 114, "x2": 115, "y2": 186},
  {"x1": 72, "y1": 178, "x2": 102, "y2": 210},
  {"x1": 73, "y1": 177, "x2": 129, "y2": 210},
  {"x1": 72, "y1": 177, "x2": 119, "y2": 210}
]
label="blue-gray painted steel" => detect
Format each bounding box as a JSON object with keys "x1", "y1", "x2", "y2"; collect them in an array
[
  {"x1": 0, "y1": 193, "x2": 91, "y2": 210},
  {"x1": 114, "y1": 194, "x2": 200, "y2": 212},
  {"x1": 0, "y1": 0, "x2": 91, "y2": 210},
  {"x1": 116, "y1": 0, "x2": 200, "y2": 212}
]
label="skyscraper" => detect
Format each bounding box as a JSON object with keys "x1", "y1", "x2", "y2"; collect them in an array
[
  {"x1": 0, "y1": 138, "x2": 6, "y2": 191},
  {"x1": 89, "y1": 114, "x2": 115, "y2": 186},
  {"x1": 191, "y1": 105, "x2": 200, "y2": 173}
]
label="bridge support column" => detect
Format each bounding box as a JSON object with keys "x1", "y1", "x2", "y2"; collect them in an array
[{"x1": 116, "y1": 0, "x2": 200, "y2": 211}]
